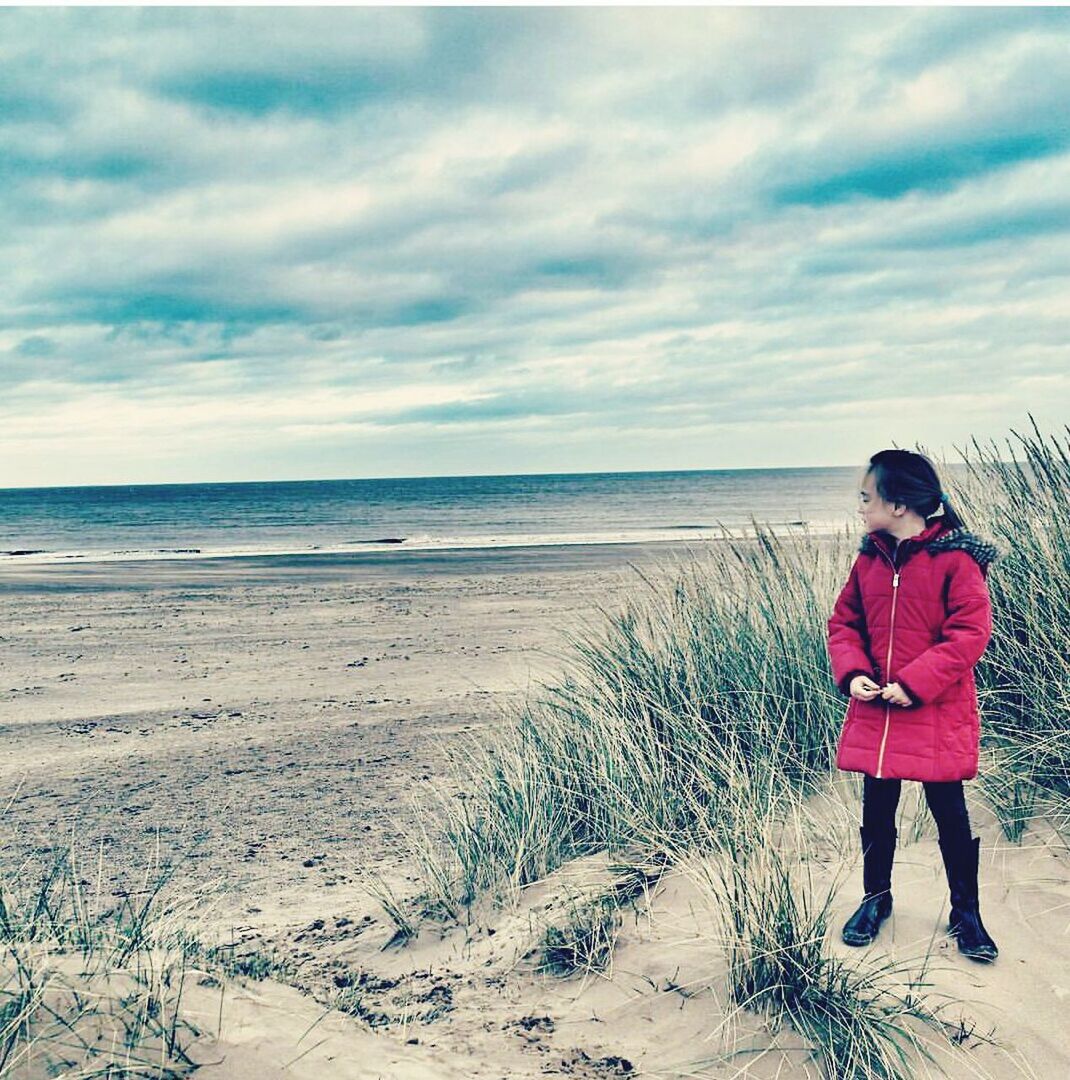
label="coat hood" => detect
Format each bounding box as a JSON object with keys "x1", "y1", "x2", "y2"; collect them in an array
[{"x1": 858, "y1": 524, "x2": 1002, "y2": 570}]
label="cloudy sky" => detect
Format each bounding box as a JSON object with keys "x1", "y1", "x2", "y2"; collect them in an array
[{"x1": 2, "y1": 6, "x2": 1068, "y2": 487}]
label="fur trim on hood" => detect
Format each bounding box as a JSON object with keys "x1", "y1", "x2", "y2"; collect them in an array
[{"x1": 859, "y1": 527, "x2": 1002, "y2": 569}]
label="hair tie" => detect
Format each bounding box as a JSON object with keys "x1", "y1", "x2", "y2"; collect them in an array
[{"x1": 927, "y1": 492, "x2": 948, "y2": 518}]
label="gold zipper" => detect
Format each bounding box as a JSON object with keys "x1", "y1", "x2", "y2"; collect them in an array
[{"x1": 875, "y1": 547, "x2": 901, "y2": 779}]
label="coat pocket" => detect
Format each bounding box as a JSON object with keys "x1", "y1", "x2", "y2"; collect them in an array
[{"x1": 932, "y1": 676, "x2": 967, "y2": 706}]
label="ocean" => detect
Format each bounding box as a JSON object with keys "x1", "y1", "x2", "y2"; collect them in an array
[{"x1": 0, "y1": 467, "x2": 882, "y2": 566}]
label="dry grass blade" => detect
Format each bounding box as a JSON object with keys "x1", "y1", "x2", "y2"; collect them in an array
[{"x1": 0, "y1": 846, "x2": 203, "y2": 1079}]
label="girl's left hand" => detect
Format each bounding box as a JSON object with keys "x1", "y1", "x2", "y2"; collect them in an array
[{"x1": 881, "y1": 682, "x2": 914, "y2": 707}]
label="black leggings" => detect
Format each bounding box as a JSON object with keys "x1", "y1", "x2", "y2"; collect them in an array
[{"x1": 863, "y1": 775, "x2": 973, "y2": 848}]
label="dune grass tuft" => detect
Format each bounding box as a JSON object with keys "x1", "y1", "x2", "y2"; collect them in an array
[
  {"x1": 690, "y1": 813, "x2": 980, "y2": 1080},
  {"x1": 951, "y1": 416, "x2": 1070, "y2": 838},
  {"x1": 395, "y1": 419, "x2": 1069, "y2": 1076},
  {"x1": 410, "y1": 418, "x2": 1069, "y2": 915},
  {"x1": 0, "y1": 845, "x2": 201, "y2": 1079},
  {"x1": 538, "y1": 892, "x2": 621, "y2": 978},
  {"x1": 414, "y1": 520, "x2": 856, "y2": 909}
]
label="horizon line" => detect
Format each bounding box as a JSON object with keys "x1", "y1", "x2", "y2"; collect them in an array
[{"x1": 0, "y1": 460, "x2": 989, "y2": 494}]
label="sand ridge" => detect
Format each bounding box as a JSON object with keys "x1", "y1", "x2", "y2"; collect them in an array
[{"x1": 2, "y1": 542, "x2": 1067, "y2": 1078}]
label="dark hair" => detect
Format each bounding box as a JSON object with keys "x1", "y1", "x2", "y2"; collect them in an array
[{"x1": 865, "y1": 449, "x2": 965, "y2": 530}]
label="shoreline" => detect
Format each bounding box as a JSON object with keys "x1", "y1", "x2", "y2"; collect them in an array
[
  {"x1": 0, "y1": 531, "x2": 850, "y2": 592},
  {"x1": 0, "y1": 521, "x2": 852, "y2": 574}
]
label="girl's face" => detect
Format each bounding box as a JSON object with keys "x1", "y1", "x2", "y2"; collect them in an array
[{"x1": 857, "y1": 471, "x2": 902, "y2": 532}]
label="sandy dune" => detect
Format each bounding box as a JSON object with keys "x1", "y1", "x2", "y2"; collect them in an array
[{"x1": 2, "y1": 543, "x2": 1067, "y2": 1078}]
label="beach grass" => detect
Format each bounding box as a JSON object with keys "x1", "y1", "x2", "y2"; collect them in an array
[
  {"x1": 418, "y1": 538, "x2": 848, "y2": 919},
  {"x1": 949, "y1": 416, "x2": 1070, "y2": 839},
  {"x1": 395, "y1": 418, "x2": 1068, "y2": 1075},
  {"x1": 0, "y1": 844, "x2": 201, "y2": 1079},
  {"x1": 537, "y1": 892, "x2": 622, "y2": 977},
  {"x1": 413, "y1": 520, "x2": 856, "y2": 910},
  {"x1": 412, "y1": 417, "x2": 1068, "y2": 907},
  {"x1": 679, "y1": 794, "x2": 983, "y2": 1080},
  {"x1": 534, "y1": 857, "x2": 666, "y2": 979},
  {"x1": 0, "y1": 837, "x2": 312, "y2": 1078}
]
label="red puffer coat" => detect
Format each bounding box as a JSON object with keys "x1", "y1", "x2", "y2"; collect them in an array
[{"x1": 828, "y1": 519, "x2": 1000, "y2": 782}]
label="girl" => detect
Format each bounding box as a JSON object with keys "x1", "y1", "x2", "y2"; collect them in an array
[{"x1": 827, "y1": 449, "x2": 1000, "y2": 962}]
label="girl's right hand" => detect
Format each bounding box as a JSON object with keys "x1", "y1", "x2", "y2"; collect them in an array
[{"x1": 850, "y1": 675, "x2": 882, "y2": 700}]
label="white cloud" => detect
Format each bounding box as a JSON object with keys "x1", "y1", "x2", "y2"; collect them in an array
[{"x1": 1, "y1": 6, "x2": 1068, "y2": 485}]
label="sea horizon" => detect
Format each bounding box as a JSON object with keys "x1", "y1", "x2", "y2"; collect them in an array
[
  {"x1": 0, "y1": 463, "x2": 983, "y2": 568},
  {"x1": 1, "y1": 461, "x2": 871, "y2": 494},
  {"x1": 0, "y1": 465, "x2": 870, "y2": 566}
]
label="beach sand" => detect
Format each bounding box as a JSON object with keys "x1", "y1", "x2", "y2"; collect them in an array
[
  {"x1": 2, "y1": 542, "x2": 1066, "y2": 1078},
  {"x1": 0, "y1": 544, "x2": 683, "y2": 914}
]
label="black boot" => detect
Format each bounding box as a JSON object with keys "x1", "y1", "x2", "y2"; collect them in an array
[
  {"x1": 842, "y1": 826, "x2": 896, "y2": 946},
  {"x1": 939, "y1": 835, "x2": 998, "y2": 963}
]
